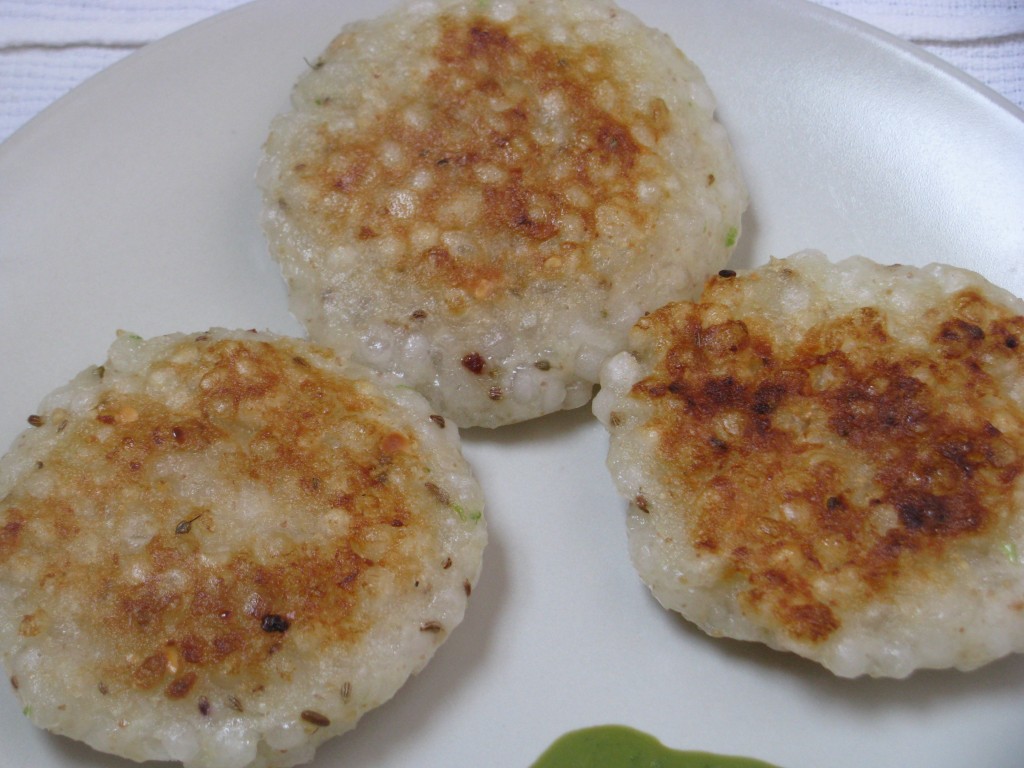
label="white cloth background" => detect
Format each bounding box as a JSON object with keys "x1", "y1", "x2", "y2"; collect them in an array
[{"x1": 0, "y1": 0, "x2": 1022, "y2": 144}]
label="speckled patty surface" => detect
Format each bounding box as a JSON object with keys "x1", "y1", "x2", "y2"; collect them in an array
[
  {"x1": 0, "y1": 329, "x2": 486, "y2": 768},
  {"x1": 259, "y1": 0, "x2": 746, "y2": 428},
  {"x1": 594, "y1": 252, "x2": 1024, "y2": 678}
]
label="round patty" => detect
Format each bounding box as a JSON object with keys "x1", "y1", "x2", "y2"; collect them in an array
[
  {"x1": 0, "y1": 328, "x2": 486, "y2": 767},
  {"x1": 594, "y1": 251, "x2": 1024, "y2": 678},
  {"x1": 259, "y1": 0, "x2": 746, "y2": 428}
]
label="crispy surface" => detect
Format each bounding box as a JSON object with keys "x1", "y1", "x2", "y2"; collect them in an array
[
  {"x1": 0, "y1": 329, "x2": 485, "y2": 765},
  {"x1": 3, "y1": 335, "x2": 437, "y2": 694},
  {"x1": 597, "y1": 253, "x2": 1024, "y2": 675},
  {"x1": 632, "y1": 286, "x2": 1023, "y2": 643},
  {"x1": 290, "y1": 13, "x2": 665, "y2": 311},
  {"x1": 261, "y1": 0, "x2": 746, "y2": 427}
]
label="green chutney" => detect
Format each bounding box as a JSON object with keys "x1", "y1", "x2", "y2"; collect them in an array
[{"x1": 529, "y1": 725, "x2": 781, "y2": 768}]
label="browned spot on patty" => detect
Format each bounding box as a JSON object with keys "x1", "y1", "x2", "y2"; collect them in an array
[
  {"x1": 0, "y1": 510, "x2": 25, "y2": 564},
  {"x1": 292, "y1": 13, "x2": 666, "y2": 305},
  {"x1": 0, "y1": 336, "x2": 441, "y2": 696},
  {"x1": 631, "y1": 287, "x2": 1024, "y2": 644}
]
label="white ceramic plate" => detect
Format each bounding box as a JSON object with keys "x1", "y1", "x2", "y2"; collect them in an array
[{"x1": 1, "y1": 1, "x2": 1023, "y2": 767}]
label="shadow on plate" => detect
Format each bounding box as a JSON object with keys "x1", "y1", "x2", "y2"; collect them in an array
[
  {"x1": 461, "y1": 399, "x2": 602, "y2": 449},
  {"x1": 49, "y1": 734, "x2": 176, "y2": 768},
  {"x1": 658, "y1": 596, "x2": 1024, "y2": 708},
  {"x1": 308, "y1": 512, "x2": 510, "y2": 766},
  {"x1": 726, "y1": 200, "x2": 763, "y2": 272}
]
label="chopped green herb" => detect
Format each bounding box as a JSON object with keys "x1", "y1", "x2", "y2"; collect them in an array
[
  {"x1": 1003, "y1": 541, "x2": 1020, "y2": 564},
  {"x1": 725, "y1": 226, "x2": 738, "y2": 248},
  {"x1": 453, "y1": 504, "x2": 482, "y2": 522}
]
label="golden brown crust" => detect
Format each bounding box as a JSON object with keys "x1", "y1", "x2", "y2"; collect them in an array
[
  {"x1": 0, "y1": 335, "x2": 453, "y2": 704},
  {"x1": 630, "y1": 283, "x2": 1024, "y2": 644},
  {"x1": 293, "y1": 13, "x2": 667, "y2": 311},
  {"x1": 263, "y1": 0, "x2": 746, "y2": 428}
]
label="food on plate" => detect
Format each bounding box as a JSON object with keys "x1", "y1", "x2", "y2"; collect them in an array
[
  {"x1": 529, "y1": 725, "x2": 781, "y2": 768},
  {"x1": 0, "y1": 328, "x2": 486, "y2": 768},
  {"x1": 258, "y1": 0, "x2": 746, "y2": 428},
  {"x1": 593, "y1": 251, "x2": 1024, "y2": 678}
]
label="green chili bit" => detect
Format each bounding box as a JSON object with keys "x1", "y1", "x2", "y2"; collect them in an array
[
  {"x1": 453, "y1": 503, "x2": 482, "y2": 522},
  {"x1": 1002, "y1": 541, "x2": 1020, "y2": 565}
]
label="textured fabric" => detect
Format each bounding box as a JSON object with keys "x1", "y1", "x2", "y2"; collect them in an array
[
  {"x1": 1, "y1": 1, "x2": 1022, "y2": 144},
  {"x1": 0, "y1": 0, "x2": 244, "y2": 140},
  {"x1": 0, "y1": 45, "x2": 132, "y2": 135},
  {"x1": 0, "y1": 1, "x2": 244, "y2": 45},
  {"x1": 819, "y1": 0, "x2": 1024, "y2": 109},
  {"x1": 819, "y1": 0, "x2": 1024, "y2": 39},
  {"x1": 924, "y1": 36, "x2": 1024, "y2": 107}
]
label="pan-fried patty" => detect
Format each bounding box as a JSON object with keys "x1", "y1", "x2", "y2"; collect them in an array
[
  {"x1": 259, "y1": 0, "x2": 746, "y2": 428},
  {"x1": 0, "y1": 328, "x2": 486, "y2": 767},
  {"x1": 594, "y1": 251, "x2": 1024, "y2": 677}
]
